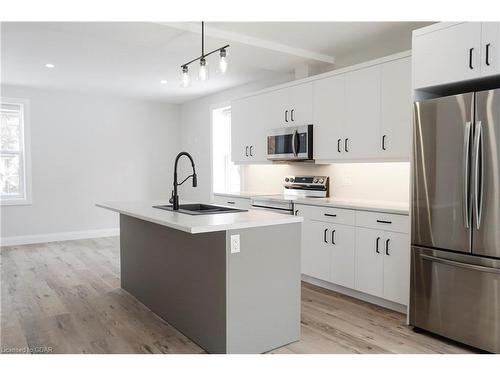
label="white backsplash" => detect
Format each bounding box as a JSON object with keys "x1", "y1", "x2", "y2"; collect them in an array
[{"x1": 242, "y1": 162, "x2": 410, "y2": 203}]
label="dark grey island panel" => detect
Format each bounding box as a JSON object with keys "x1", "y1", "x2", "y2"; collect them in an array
[{"x1": 119, "y1": 213, "x2": 301, "y2": 354}]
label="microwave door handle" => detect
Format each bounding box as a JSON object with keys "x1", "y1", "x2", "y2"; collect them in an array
[
  {"x1": 294, "y1": 130, "x2": 300, "y2": 156},
  {"x1": 292, "y1": 130, "x2": 297, "y2": 156}
]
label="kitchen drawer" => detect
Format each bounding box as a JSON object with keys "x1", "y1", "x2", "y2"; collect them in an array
[
  {"x1": 355, "y1": 211, "x2": 409, "y2": 233},
  {"x1": 295, "y1": 204, "x2": 355, "y2": 226},
  {"x1": 212, "y1": 195, "x2": 251, "y2": 209}
]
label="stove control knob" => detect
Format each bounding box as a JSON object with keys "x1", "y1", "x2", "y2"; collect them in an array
[
  {"x1": 319, "y1": 178, "x2": 324, "y2": 184},
  {"x1": 290, "y1": 178, "x2": 294, "y2": 182},
  {"x1": 285, "y1": 177, "x2": 289, "y2": 182},
  {"x1": 313, "y1": 178, "x2": 318, "y2": 183}
]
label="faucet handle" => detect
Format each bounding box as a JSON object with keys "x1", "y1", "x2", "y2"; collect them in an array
[{"x1": 169, "y1": 190, "x2": 174, "y2": 204}]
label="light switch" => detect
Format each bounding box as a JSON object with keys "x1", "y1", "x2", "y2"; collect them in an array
[{"x1": 230, "y1": 234, "x2": 240, "y2": 254}]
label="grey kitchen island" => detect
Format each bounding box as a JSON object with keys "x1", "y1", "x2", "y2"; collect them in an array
[{"x1": 97, "y1": 201, "x2": 303, "y2": 354}]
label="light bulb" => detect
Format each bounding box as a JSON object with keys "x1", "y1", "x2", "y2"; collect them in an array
[
  {"x1": 199, "y1": 58, "x2": 209, "y2": 81},
  {"x1": 181, "y1": 66, "x2": 190, "y2": 87},
  {"x1": 219, "y1": 49, "x2": 228, "y2": 73}
]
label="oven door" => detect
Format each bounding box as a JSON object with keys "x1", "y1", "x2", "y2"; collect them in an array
[{"x1": 267, "y1": 125, "x2": 313, "y2": 161}]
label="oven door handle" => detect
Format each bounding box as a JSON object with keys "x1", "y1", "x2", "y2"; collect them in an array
[{"x1": 420, "y1": 254, "x2": 500, "y2": 274}]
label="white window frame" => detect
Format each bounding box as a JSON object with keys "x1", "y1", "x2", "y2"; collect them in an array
[
  {"x1": 1, "y1": 97, "x2": 32, "y2": 206},
  {"x1": 210, "y1": 103, "x2": 243, "y2": 196}
]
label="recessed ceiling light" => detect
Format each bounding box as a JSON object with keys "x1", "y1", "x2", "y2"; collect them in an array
[
  {"x1": 160, "y1": 79, "x2": 168, "y2": 84},
  {"x1": 45, "y1": 63, "x2": 55, "y2": 68}
]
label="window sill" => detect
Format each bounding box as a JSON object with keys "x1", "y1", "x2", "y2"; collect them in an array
[{"x1": 1, "y1": 198, "x2": 32, "y2": 206}]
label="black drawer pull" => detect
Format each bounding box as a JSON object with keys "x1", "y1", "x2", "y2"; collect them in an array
[
  {"x1": 323, "y1": 228, "x2": 328, "y2": 243},
  {"x1": 376, "y1": 237, "x2": 381, "y2": 254},
  {"x1": 324, "y1": 213, "x2": 337, "y2": 217},
  {"x1": 226, "y1": 201, "x2": 235, "y2": 204},
  {"x1": 486, "y1": 43, "x2": 491, "y2": 66},
  {"x1": 376, "y1": 219, "x2": 392, "y2": 224},
  {"x1": 331, "y1": 230, "x2": 336, "y2": 245},
  {"x1": 469, "y1": 47, "x2": 474, "y2": 70},
  {"x1": 337, "y1": 138, "x2": 341, "y2": 153},
  {"x1": 385, "y1": 239, "x2": 390, "y2": 256}
]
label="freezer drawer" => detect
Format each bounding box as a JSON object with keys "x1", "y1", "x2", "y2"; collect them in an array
[{"x1": 410, "y1": 246, "x2": 500, "y2": 353}]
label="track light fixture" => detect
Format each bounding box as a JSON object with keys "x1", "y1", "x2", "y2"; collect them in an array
[{"x1": 180, "y1": 22, "x2": 229, "y2": 87}]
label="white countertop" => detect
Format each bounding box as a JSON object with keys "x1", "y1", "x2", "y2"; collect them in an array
[
  {"x1": 97, "y1": 201, "x2": 303, "y2": 234},
  {"x1": 213, "y1": 192, "x2": 409, "y2": 215},
  {"x1": 213, "y1": 191, "x2": 279, "y2": 199},
  {"x1": 294, "y1": 197, "x2": 409, "y2": 215}
]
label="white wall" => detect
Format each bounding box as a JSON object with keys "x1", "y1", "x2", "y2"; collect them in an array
[
  {"x1": 1, "y1": 85, "x2": 180, "y2": 241},
  {"x1": 242, "y1": 163, "x2": 410, "y2": 203},
  {"x1": 178, "y1": 74, "x2": 292, "y2": 203}
]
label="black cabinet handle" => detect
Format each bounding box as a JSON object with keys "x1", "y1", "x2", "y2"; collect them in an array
[
  {"x1": 285, "y1": 110, "x2": 288, "y2": 123},
  {"x1": 324, "y1": 213, "x2": 337, "y2": 217},
  {"x1": 331, "y1": 230, "x2": 336, "y2": 245},
  {"x1": 294, "y1": 209, "x2": 299, "y2": 216},
  {"x1": 382, "y1": 135, "x2": 387, "y2": 151},
  {"x1": 469, "y1": 47, "x2": 474, "y2": 70},
  {"x1": 376, "y1": 237, "x2": 381, "y2": 254},
  {"x1": 377, "y1": 219, "x2": 392, "y2": 224},
  {"x1": 385, "y1": 239, "x2": 390, "y2": 255},
  {"x1": 344, "y1": 138, "x2": 349, "y2": 152},
  {"x1": 337, "y1": 139, "x2": 342, "y2": 153},
  {"x1": 486, "y1": 43, "x2": 491, "y2": 66},
  {"x1": 245, "y1": 146, "x2": 248, "y2": 157},
  {"x1": 291, "y1": 109, "x2": 295, "y2": 122},
  {"x1": 226, "y1": 201, "x2": 235, "y2": 205},
  {"x1": 249, "y1": 146, "x2": 253, "y2": 157},
  {"x1": 324, "y1": 228, "x2": 328, "y2": 243}
]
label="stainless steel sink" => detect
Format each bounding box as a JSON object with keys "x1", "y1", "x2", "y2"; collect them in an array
[{"x1": 153, "y1": 203, "x2": 247, "y2": 215}]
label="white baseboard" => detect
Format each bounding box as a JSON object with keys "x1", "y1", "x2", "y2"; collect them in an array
[
  {"x1": 1, "y1": 228, "x2": 120, "y2": 247},
  {"x1": 301, "y1": 274, "x2": 408, "y2": 314}
]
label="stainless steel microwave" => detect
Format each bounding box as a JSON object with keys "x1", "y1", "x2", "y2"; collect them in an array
[{"x1": 267, "y1": 125, "x2": 313, "y2": 161}]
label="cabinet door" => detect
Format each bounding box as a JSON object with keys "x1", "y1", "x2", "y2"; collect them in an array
[
  {"x1": 329, "y1": 223, "x2": 355, "y2": 289},
  {"x1": 289, "y1": 83, "x2": 313, "y2": 126},
  {"x1": 312, "y1": 74, "x2": 346, "y2": 160},
  {"x1": 230, "y1": 98, "x2": 251, "y2": 163},
  {"x1": 344, "y1": 66, "x2": 381, "y2": 159},
  {"x1": 301, "y1": 219, "x2": 331, "y2": 280},
  {"x1": 380, "y1": 57, "x2": 412, "y2": 159},
  {"x1": 413, "y1": 22, "x2": 482, "y2": 89},
  {"x1": 481, "y1": 22, "x2": 500, "y2": 78},
  {"x1": 382, "y1": 232, "x2": 410, "y2": 305},
  {"x1": 355, "y1": 227, "x2": 384, "y2": 298},
  {"x1": 268, "y1": 88, "x2": 290, "y2": 127},
  {"x1": 246, "y1": 93, "x2": 271, "y2": 163}
]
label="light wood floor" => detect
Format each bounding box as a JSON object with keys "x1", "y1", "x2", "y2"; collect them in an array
[{"x1": 0, "y1": 237, "x2": 478, "y2": 354}]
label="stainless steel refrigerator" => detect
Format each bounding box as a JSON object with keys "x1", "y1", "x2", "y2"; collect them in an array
[{"x1": 411, "y1": 89, "x2": 500, "y2": 353}]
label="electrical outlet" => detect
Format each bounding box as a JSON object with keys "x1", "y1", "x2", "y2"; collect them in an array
[{"x1": 230, "y1": 234, "x2": 240, "y2": 254}]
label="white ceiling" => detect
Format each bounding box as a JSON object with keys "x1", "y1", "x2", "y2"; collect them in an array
[{"x1": 1, "y1": 21, "x2": 432, "y2": 103}]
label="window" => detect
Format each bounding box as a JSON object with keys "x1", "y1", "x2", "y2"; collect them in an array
[
  {"x1": 212, "y1": 106, "x2": 240, "y2": 193},
  {"x1": 1, "y1": 98, "x2": 31, "y2": 205}
]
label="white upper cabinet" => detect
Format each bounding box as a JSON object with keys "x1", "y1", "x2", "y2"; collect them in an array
[
  {"x1": 231, "y1": 94, "x2": 269, "y2": 163},
  {"x1": 380, "y1": 58, "x2": 412, "y2": 159},
  {"x1": 313, "y1": 74, "x2": 346, "y2": 160},
  {"x1": 413, "y1": 22, "x2": 483, "y2": 89},
  {"x1": 481, "y1": 22, "x2": 500, "y2": 77},
  {"x1": 289, "y1": 83, "x2": 313, "y2": 126},
  {"x1": 344, "y1": 66, "x2": 381, "y2": 160},
  {"x1": 268, "y1": 83, "x2": 313, "y2": 127}
]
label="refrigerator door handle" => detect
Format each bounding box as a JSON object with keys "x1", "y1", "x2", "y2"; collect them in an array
[
  {"x1": 473, "y1": 120, "x2": 484, "y2": 230},
  {"x1": 463, "y1": 121, "x2": 472, "y2": 229},
  {"x1": 420, "y1": 254, "x2": 500, "y2": 274}
]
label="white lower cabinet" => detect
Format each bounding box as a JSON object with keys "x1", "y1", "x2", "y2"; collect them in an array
[
  {"x1": 212, "y1": 195, "x2": 251, "y2": 209},
  {"x1": 355, "y1": 227, "x2": 409, "y2": 305},
  {"x1": 297, "y1": 203, "x2": 410, "y2": 306},
  {"x1": 301, "y1": 219, "x2": 331, "y2": 280}
]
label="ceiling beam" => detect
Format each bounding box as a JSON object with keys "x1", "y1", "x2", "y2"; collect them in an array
[{"x1": 157, "y1": 22, "x2": 335, "y2": 65}]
